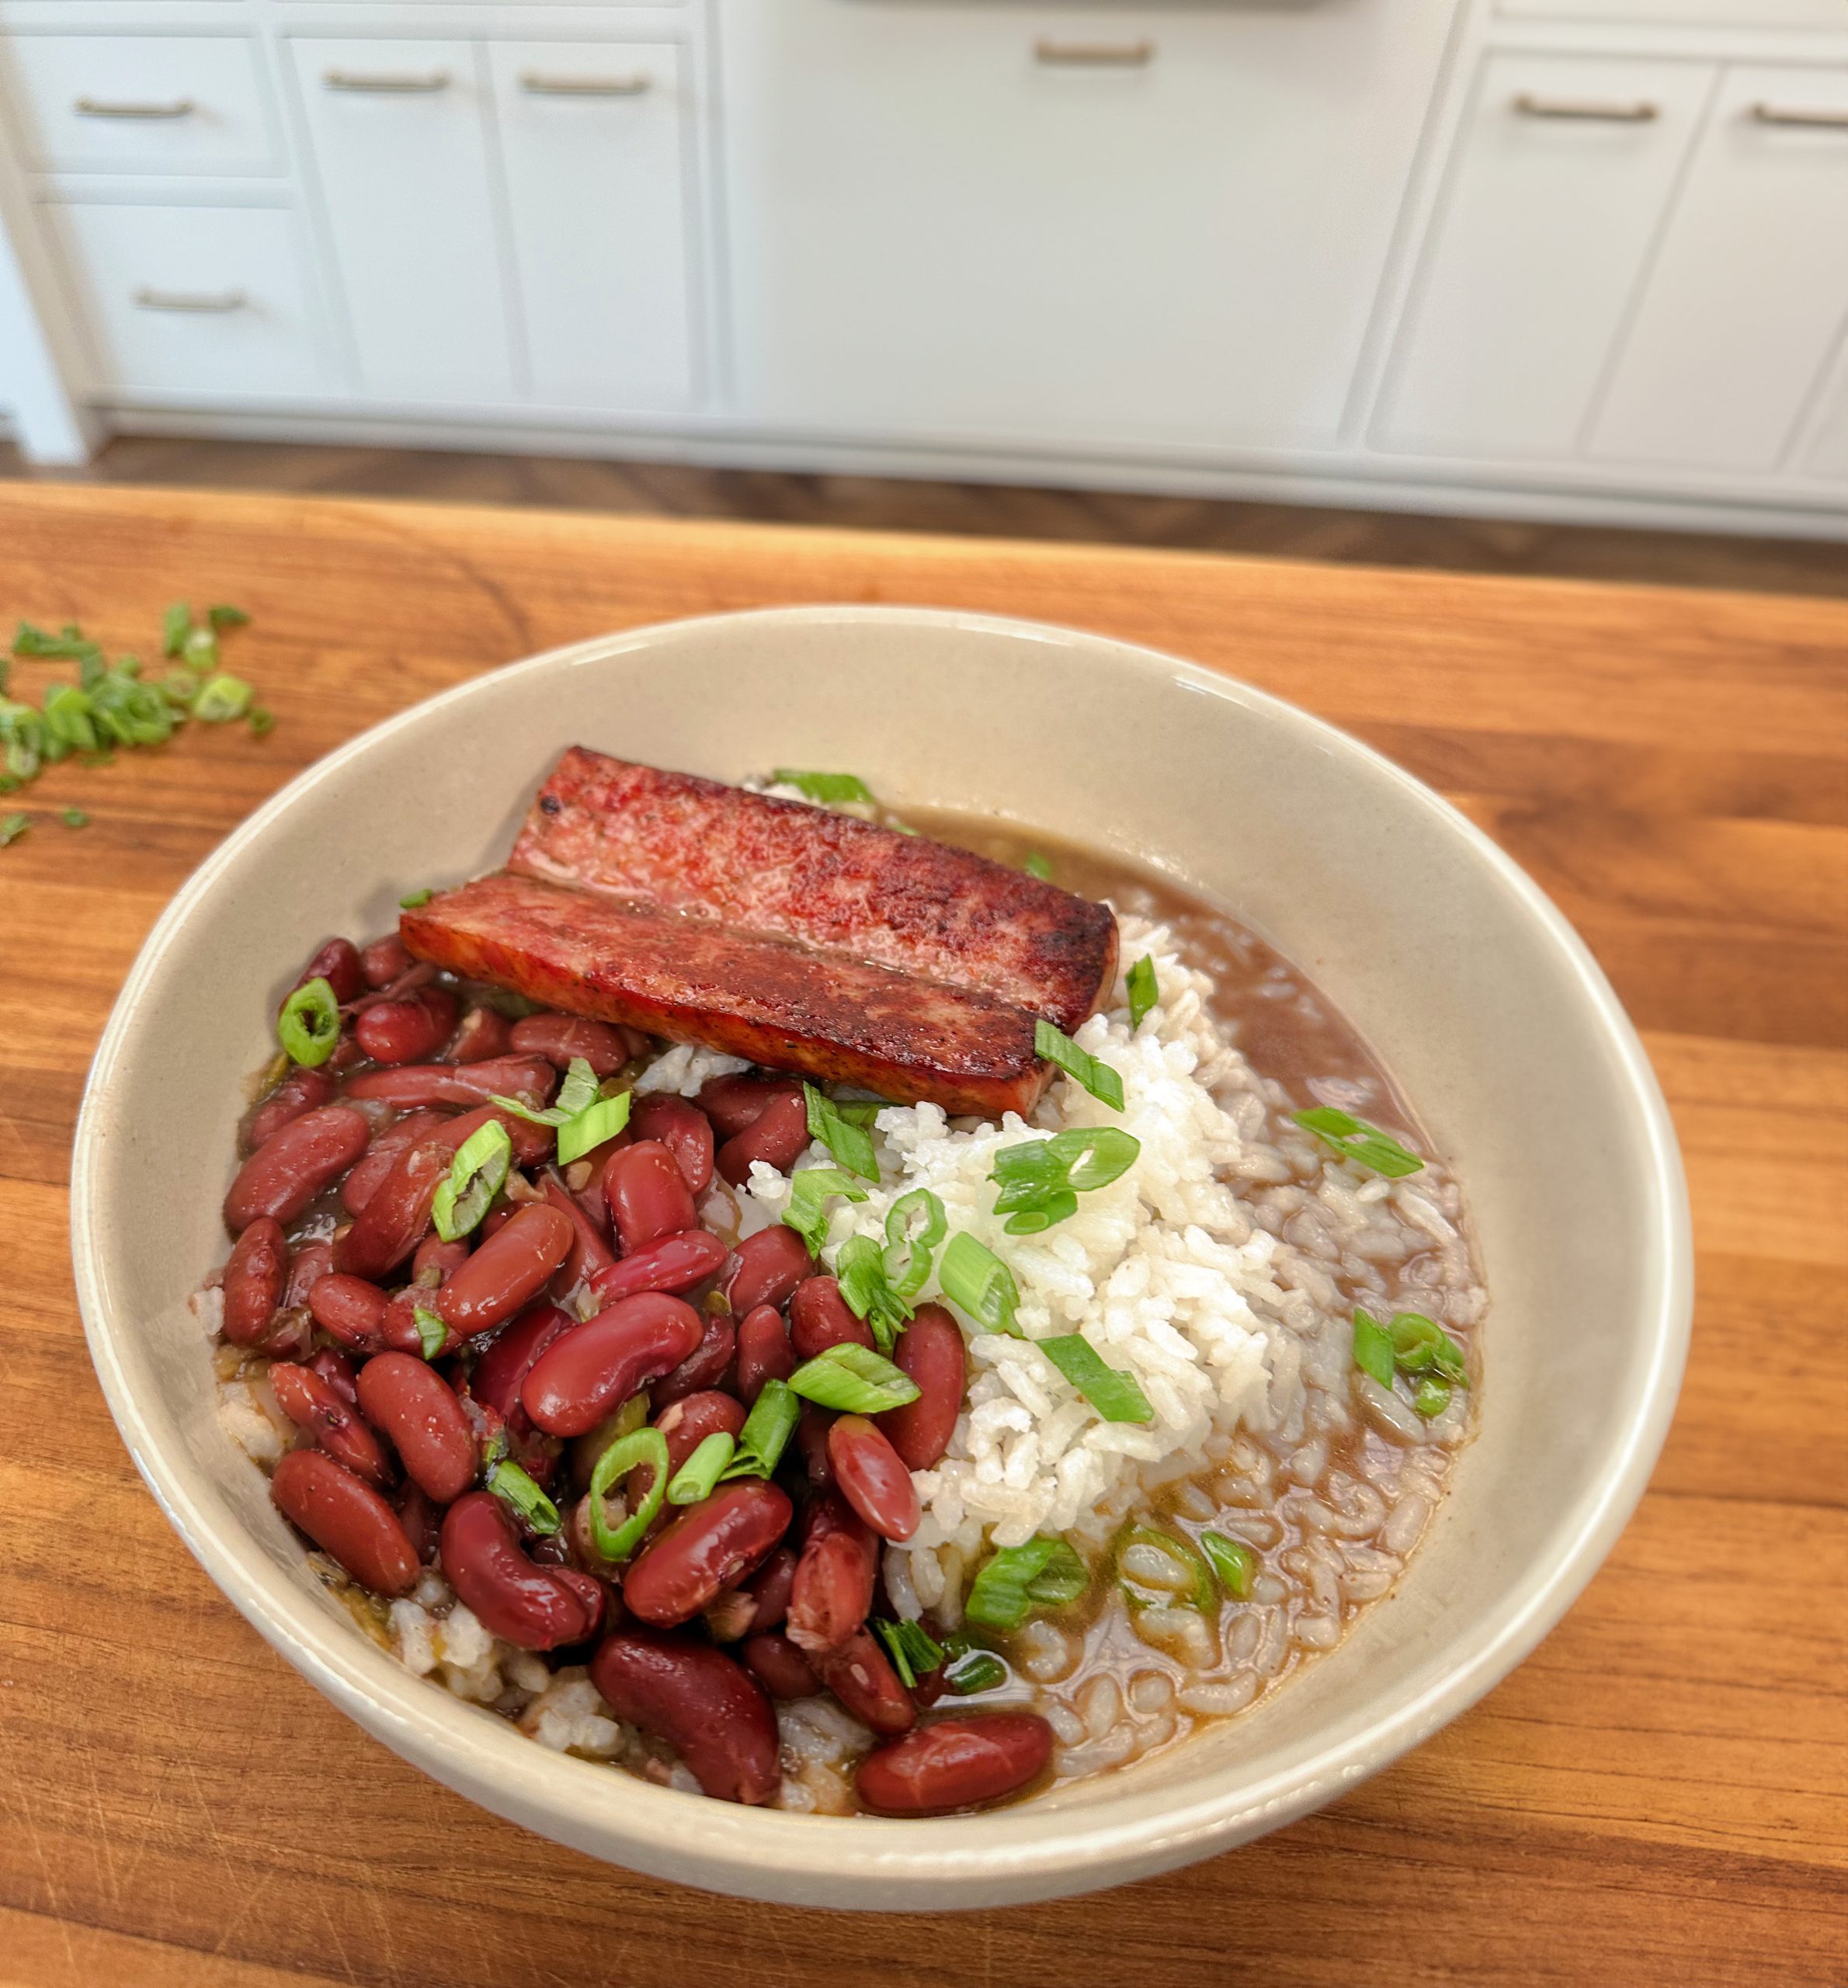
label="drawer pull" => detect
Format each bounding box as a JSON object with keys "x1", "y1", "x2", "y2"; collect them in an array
[
  {"x1": 322, "y1": 70, "x2": 451, "y2": 94},
  {"x1": 1033, "y1": 40, "x2": 1154, "y2": 68},
  {"x1": 1750, "y1": 103, "x2": 1848, "y2": 130},
  {"x1": 134, "y1": 287, "x2": 246, "y2": 313},
  {"x1": 519, "y1": 73, "x2": 651, "y2": 97},
  {"x1": 1513, "y1": 92, "x2": 1658, "y2": 123},
  {"x1": 75, "y1": 96, "x2": 194, "y2": 120}
]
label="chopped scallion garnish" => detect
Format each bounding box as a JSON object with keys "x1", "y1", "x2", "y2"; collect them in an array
[
  {"x1": 667, "y1": 1432, "x2": 736, "y2": 1505},
  {"x1": 803, "y1": 1082, "x2": 879, "y2": 1182},
  {"x1": 772, "y1": 768, "x2": 876, "y2": 805},
  {"x1": 1352, "y1": 1309, "x2": 1396, "y2": 1389},
  {"x1": 938, "y1": 1231, "x2": 1022, "y2": 1338},
  {"x1": 1022, "y1": 851, "x2": 1053, "y2": 881},
  {"x1": 207, "y1": 603, "x2": 250, "y2": 631},
  {"x1": 1291, "y1": 1106, "x2": 1424, "y2": 1180},
  {"x1": 193, "y1": 673, "x2": 252, "y2": 724},
  {"x1": 588, "y1": 1426, "x2": 670, "y2": 1562},
  {"x1": 944, "y1": 1649, "x2": 1008, "y2": 1695},
  {"x1": 1389, "y1": 1312, "x2": 1468, "y2": 1385},
  {"x1": 1033, "y1": 1019, "x2": 1124, "y2": 1110},
  {"x1": 871, "y1": 1616, "x2": 945, "y2": 1689},
  {"x1": 1199, "y1": 1529, "x2": 1257, "y2": 1599},
  {"x1": 61, "y1": 808, "x2": 88, "y2": 829},
  {"x1": 0, "y1": 811, "x2": 28, "y2": 846},
  {"x1": 1036, "y1": 1333, "x2": 1152, "y2": 1423},
  {"x1": 412, "y1": 1305, "x2": 448, "y2": 1361},
  {"x1": 487, "y1": 1458, "x2": 560, "y2": 1535},
  {"x1": 781, "y1": 1166, "x2": 869, "y2": 1256},
  {"x1": 162, "y1": 602, "x2": 190, "y2": 659},
  {"x1": 248, "y1": 706, "x2": 275, "y2": 739},
  {"x1": 1413, "y1": 1376, "x2": 1452, "y2": 1419},
  {"x1": 965, "y1": 1537, "x2": 1089, "y2": 1631},
  {"x1": 989, "y1": 1127, "x2": 1139, "y2": 1235},
  {"x1": 882, "y1": 1187, "x2": 947, "y2": 1299},
  {"x1": 833, "y1": 1233, "x2": 912, "y2": 1354},
  {"x1": 398, "y1": 888, "x2": 434, "y2": 909},
  {"x1": 720, "y1": 1378, "x2": 800, "y2": 1482},
  {"x1": 786, "y1": 1343, "x2": 921, "y2": 1415},
  {"x1": 1126, "y1": 954, "x2": 1158, "y2": 1030},
  {"x1": 431, "y1": 1119, "x2": 512, "y2": 1242},
  {"x1": 1116, "y1": 1524, "x2": 1216, "y2": 1613},
  {"x1": 276, "y1": 976, "x2": 340, "y2": 1068},
  {"x1": 558, "y1": 1090, "x2": 630, "y2": 1165}
]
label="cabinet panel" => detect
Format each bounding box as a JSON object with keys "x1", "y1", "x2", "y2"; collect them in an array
[
  {"x1": 289, "y1": 38, "x2": 514, "y2": 401},
  {"x1": 719, "y1": 0, "x2": 1457, "y2": 450},
  {"x1": 486, "y1": 41, "x2": 696, "y2": 410},
  {"x1": 46, "y1": 201, "x2": 323, "y2": 397},
  {"x1": 1590, "y1": 67, "x2": 1848, "y2": 472},
  {"x1": 1499, "y1": 0, "x2": 1843, "y2": 26},
  {"x1": 1379, "y1": 54, "x2": 1714, "y2": 458}
]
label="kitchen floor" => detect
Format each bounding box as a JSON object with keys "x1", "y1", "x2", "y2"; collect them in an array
[{"x1": 3, "y1": 434, "x2": 1844, "y2": 597}]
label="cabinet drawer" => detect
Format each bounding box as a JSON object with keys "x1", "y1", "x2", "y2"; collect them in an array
[
  {"x1": 1499, "y1": 0, "x2": 1843, "y2": 26},
  {"x1": 1378, "y1": 54, "x2": 1714, "y2": 460},
  {"x1": 1590, "y1": 67, "x2": 1848, "y2": 472},
  {"x1": 289, "y1": 39, "x2": 514, "y2": 401},
  {"x1": 45, "y1": 202, "x2": 324, "y2": 397},
  {"x1": 0, "y1": 35, "x2": 278, "y2": 176},
  {"x1": 487, "y1": 41, "x2": 697, "y2": 410}
]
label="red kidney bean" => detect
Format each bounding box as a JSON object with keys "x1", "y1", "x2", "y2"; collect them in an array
[
  {"x1": 856, "y1": 1715, "x2": 1054, "y2": 1817},
  {"x1": 696, "y1": 1075, "x2": 802, "y2": 1141},
  {"x1": 308, "y1": 1272, "x2": 391, "y2": 1354},
  {"x1": 827, "y1": 1415, "x2": 921, "y2": 1542},
  {"x1": 623, "y1": 1479, "x2": 793, "y2": 1628},
  {"x1": 221, "y1": 1215, "x2": 289, "y2": 1347},
  {"x1": 283, "y1": 1239, "x2": 336, "y2": 1309},
  {"x1": 795, "y1": 1405, "x2": 835, "y2": 1491},
  {"x1": 352, "y1": 961, "x2": 438, "y2": 1013},
  {"x1": 340, "y1": 1056, "x2": 556, "y2": 1110},
  {"x1": 241, "y1": 1065, "x2": 337, "y2": 1156},
  {"x1": 307, "y1": 1346, "x2": 358, "y2": 1406},
  {"x1": 725, "y1": 1225, "x2": 812, "y2": 1316},
  {"x1": 627, "y1": 1095, "x2": 715, "y2": 1198},
  {"x1": 271, "y1": 1450, "x2": 418, "y2": 1597},
  {"x1": 883, "y1": 1304, "x2": 966, "y2": 1471},
  {"x1": 521, "y1": 1291, "x2": 703, "y2": 1438},
  {"x1": 440, "y1": 1491, "x2": 604, "y2": 1649},
  {"x1": 467, "y1": 1302, "x2": 575, "y2": 1426},
  {"x1": 434, "y1": 1204, "x2": 574, "y2": 1340},
  {"x1": 509, "y1": 1013, "x2": 635, "y2": 1078},
  {"x1": 356, "y1": 1350, "x2": 478, "y2": 1503},
  {"x1": 818, "y1": 1628, "x2": 916, "y2": 1736},
  {"x1": 339, "y1": 1110, "x2": 446, "y2": 1217},
  {"x1": 538, "y1": 1173, "x2": 616, "y2": 1291},
  {"x1": 587, "y1": 1229, "x2": 727, "y2": 1308},
  {"x1": 738, "y1": 1543, "x2": 797, "y2": 1634},
  {"x1": 411, "y1": 1231, "x2": 471, "y2": 1284},
  {"x1": 703, "y1": 1587, "x2": 760, "y2": 1643},
  {"x1": 787, "y1": 1490, "x2": 877, "y2": 1655},
  {"x1": 742, "y1": 1631, "x2": 820, "y2": 1701},
  {"x1": 269, "y1": 1363, "x2": 394, "y2": 1488},
  {"x1": 654, "y1": 1391, "x2": 748, "y2": 1480},
  {"x1": 734, "y1": 1303, "x2": 796, "y2": 1406},
  {"x1": 604, "y1": 1142, "x2": 696, "y2": 1253},
  {"x1": 335, "y1": 1135, "x2": 453, "y2": 1284},
  {"x1": 716, "y1": 1089, "x2": 813, "y2": 1186},
  {"x1": 789, "y1": 1274, "x2": 874, "y2": 1358},
  {"x1": 224, "y1": 1106, "x2": 370, "y2": 1233},
  {"x1": 653, "y1": 1307, "x2": 735, "y2": 1407},
  {"x1": 354, "y1": 986, "x2": 460, "y2": 1066},
  {"x1": 288, "y1": 937, "x2": 365, "y2": 1006},
  {"x1": 396, "y1": 1480, "x2": 441, "y2": 1564},
  {"x1": 590, "y1": 1630, "x2": 780, "y2": 1806},
  {"x1": 446, "y1": 1005, "x2": 512, "y2": 1064},
  {"x1": 360, "y1": 933, "x2": 412, "y2": 989}
]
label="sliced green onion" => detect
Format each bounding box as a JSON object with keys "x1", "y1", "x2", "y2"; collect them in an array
[
  {"x1": 1126, "y1": 954, "x2": 1159, "y2": 1030},
  {"x1": 781, "y1": 1165, "x2": 868, "y2": 1255},
  {"x1": 939, "y1": 1231, "x2": 1022, "y2": 1338},
  {"x1": 207, "y1": 603, "x2": 250, "y2": 631},
  {"x1": 43, "y1": 683, "x2": 98, "y2": 753},
  {"x1": 159, "y1": 669, "x2": 200, "y2": 711},
  {"x1": 432, "y1": 1119, "x2": 512, "y2": 1242},
  {"x1": 833, "y1": 1100, "x2": 882, "y2": 1127},
  {"x1": 558, "y1": 1089, "x2": 631, "y2": 1165},
  {"x1": 13, "y1": 620, "x2": 100, "y2": 662},
  {"x1": 883, "y1": 1187, "x2": 947, "y2": 1299},
  {"x1": 1033, "y1": 1019, "x2": 1124, "y2": 1110},
  {"x1": 1413, "y1": 1376, "x2": 1453, "y2": 1419},
  {"x1": 667, "y1": 1432, "x2": 736, "y2": 1505},
  {"x1": 277, "y1": 976, "x2": 340, "y2": 1067},
  {"x1": 162, "y1": 602, "x2": 190, "y2": 658},
  {"x1": 965, "y1": 1536, "x2": 1089, "y2": 1631},
  {"x1": 872, "y1": 1616, "x2": 945, "y2": 1689},
  {"x1": 398, "y1": 887, "x2": 434, "y2": 909},
  {"x1": 193, "y1": 673, "x2": 252, "y2": 723},
  {"x1": 0, "y1": 812, "x2": 27, "y2": 847},
  {"x1": 588, "y1": 1427, "x2": 671, "y2": 1562},
  {"x1": 772, "y1": 768, "x2": 875, "y2": 805},
  {"x1": 412, "y1": 1305, "x2": 448, "y2": 1361},
  {"x1": 182, "y1": 626, "x2": 219, "y2": 672},
  {"x1": 1022, "y1": 851, "x2": 1053, "y2": 881},
  {"x1": 488, "y1": 1459, "x2": 560, "y2": 1535},
  {"x1": 1200, "y1": 1530, "x2": 1257, "y2": 1599},
  {"x1": 804, "y1": 1082, "x2": 879, "y2": 1183},
  {"x1": 248, "y1": 706, "x2": 275, "y2": 739},
  {"x1": 1116, "y1": 1524, "x2": 1215, "y2": 1612},
  {"x1": 944, "y1": 1649, "x2": 1008, "y2": 1695},
  {"x1": 491, "y1": 1055, "x2": 598, "y2": 1127},
  {"x1": 1391, "y1": 1312, "x2": 1468, "y2": 1385},
  {"x1": 991, "y1": 1127, "x2": 1140, "y2": 1234},
  {"x1": 1291, "y1": 1106, "x2": 1424, "y2": 1179},
  {"x1": 787, "y1": 1343, "x2": 921, "y2": 1414},
  {"x1": 1352, "y1": 1309, "x2": 1396, "y2": 1389},
  {"x1": 61, "y1": 808, "x2": 88, "y2": 829},
  {"x1": 833, "y1": 1232, "x2": 912, "y2": 1354},
  {"x1": 720, "y1": 1378, "x2": 800, "y2": 1481},
  {"x1": 1036, "y1": 1334, "x2": 1153, "y2": 1423}
]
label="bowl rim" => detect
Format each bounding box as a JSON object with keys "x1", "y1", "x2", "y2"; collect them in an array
[{"x1": 71, "y1": 603, "x2": 1693, "y2": 1902}]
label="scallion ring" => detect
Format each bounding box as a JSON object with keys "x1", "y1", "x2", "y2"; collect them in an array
[
  {"x1": 276, "y1": 976, "x2": 340, "y2": 1068},
  {"x1": 587, "y1": 1427, "x2": 671, "y2": 1562}
]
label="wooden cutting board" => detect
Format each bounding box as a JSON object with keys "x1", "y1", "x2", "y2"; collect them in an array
[{"x1": 1, "y1": 484, "x2": 1842, "y2": 1988}]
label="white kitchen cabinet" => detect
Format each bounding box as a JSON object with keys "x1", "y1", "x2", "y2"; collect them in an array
[
  {"x1": 1378, "y1": 54, "x2": 1716, "y2": 459},
  {"x1": 717, "y1": 0, "x2": 1457, "y2": 451},
  {"x1": 1499, "y1": 0, "x2": 1843, "y2": 25},
  {"x1": 486, "y1": 41, "x2": 696, "y2": 410},
  {"x1": 45, "y1": 201, "x2": 324, "y2": 397},
  {"x1": 289, "y1": 39, "x2": 516, "y2": 401},
  {"x1": 1589, "y1": 67, "x2": 1848, "y2": 472}
]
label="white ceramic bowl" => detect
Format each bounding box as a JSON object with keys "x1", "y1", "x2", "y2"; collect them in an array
[{"x1": 72, "y1": 606, "x2": 1691, "y2": 1910}]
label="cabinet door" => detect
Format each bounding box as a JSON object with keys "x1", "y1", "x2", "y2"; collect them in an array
[
  {"x1": 1377, "y1": 54, "x2": 1714, "y2": 458},
  {"x1": 718, "y1": 0, "x2": 1457, "y2": 450},
  {"x1": 290, "y1": 39, "x2": 514, "y2": 401},
  {"x1": 1589, "y1": 67, "x2": 1848, "y2": 472},
  {"x1": 486, "y1": 42, "x2": 696, "y2": 410}
]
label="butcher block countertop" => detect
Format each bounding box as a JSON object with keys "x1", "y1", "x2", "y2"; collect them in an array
[{"x1": 1, "y1": 484, "x2": 1843, "y2": 1988}]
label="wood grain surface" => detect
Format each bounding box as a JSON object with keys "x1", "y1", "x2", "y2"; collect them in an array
[{"x1": 0, "y1": 484, "x2": 1842, "y2": 1988}]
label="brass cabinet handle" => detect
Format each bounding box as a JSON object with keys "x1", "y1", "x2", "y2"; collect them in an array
[
  {"x1": 1513, "y1": 92, "x2": 1659, "y2": 123},
  {"x1": 134, "y1": 287, "x2": 246, "y2": 312},
  {"x1": 322, "y1": 70, "x2": 450, "y2": 94},
  {"x1": 74, "y1": 96, "x2": 194, "y2": 119},
  {"x1": 1750, "y1": 102, "x2": 1848, "y2": 130},
  {"x1": 519, "y1": 72, "x2": 651, "y2": 96},
  {"x1": 1033, "y1": 40, "x2": 1154, "y2": 68}
]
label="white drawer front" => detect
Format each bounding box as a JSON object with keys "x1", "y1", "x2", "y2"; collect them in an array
[
  {"x1": 47, "y1": 201, "x2": 325, "y2": 396},
  {"x1": 290, "y1": 38, "x2": 516, "y2": 402},
  {"x1": 1499, "y1": 0, "x2": 1843, "y2": 26},
  {"x1": 0, "y1": 35, "x2": 278, "y2": 176},
  {"x1": 488, "y1": 40, "x2": 696, "y2": 410},
  {"x1": 1378, "y1": 54, "x2": 1715, "y2": 460}
]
